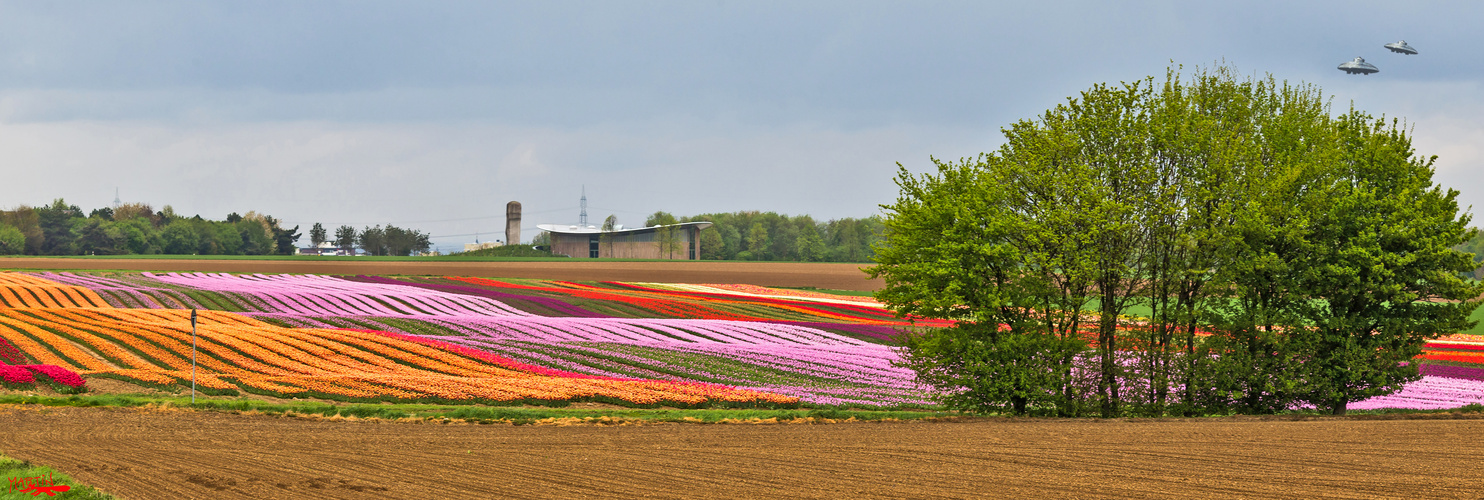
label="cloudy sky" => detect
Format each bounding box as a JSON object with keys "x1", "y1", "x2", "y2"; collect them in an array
[{"x1": 3, "y1": 1, "x2": 1481, "y2": 251}]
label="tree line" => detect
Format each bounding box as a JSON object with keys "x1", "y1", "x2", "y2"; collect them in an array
[
  {"x1": 306, "y1": 222, "x2": 431, "y2": 256},
  {"x1": 871, "y1": 66, "x2": 1483, "y2": 417},
  {"x1": 0, "y1": 200, "x2": 433, "y2": 257},
  {"x1": 0, "y1": 200, "x2": 299, "y2": 256}
]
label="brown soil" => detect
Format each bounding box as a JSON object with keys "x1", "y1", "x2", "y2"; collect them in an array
[
  {"x1": 3, "y1": 406, "x2": 1482, "y2": 499},
  {"x1": 0, "y1": 258, "x2": 883, "y2": 291}
]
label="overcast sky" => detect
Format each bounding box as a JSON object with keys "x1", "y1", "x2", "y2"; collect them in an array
[{"x1": 3, "y1": 1, "x2": 1481, "y2": 252}]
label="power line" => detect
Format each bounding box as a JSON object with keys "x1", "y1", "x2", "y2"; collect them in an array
[{"x1": 283, "y1": 206, "x2": 577, "y2": 227}]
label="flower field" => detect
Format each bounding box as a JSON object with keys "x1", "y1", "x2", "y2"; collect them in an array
[{"x1": 4, "y1": 270, "x2": 1484, "y2": 410}]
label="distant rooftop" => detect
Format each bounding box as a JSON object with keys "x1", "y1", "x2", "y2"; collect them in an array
[{"x1": 535, "y1": 221, "x2": 713, "y2": 235}]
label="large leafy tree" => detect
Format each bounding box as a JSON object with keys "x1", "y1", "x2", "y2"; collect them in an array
[
  {"x1": 873, "y1": 157, "x2": 1086, "y2": 416},
  {"x1": 873, "y1": 65, "x2": 1481, "y2": 417},
  {"x1": 1290, "y1": 112, "x2": 1483, "y2": 415}
]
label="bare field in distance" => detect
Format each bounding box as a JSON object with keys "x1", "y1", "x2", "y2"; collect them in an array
[{"x1": 0, "y1": 258, "x2": 883, "y2": 291}]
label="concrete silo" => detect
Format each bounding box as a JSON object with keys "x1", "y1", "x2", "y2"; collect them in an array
[{"x1": 506, "y1": 201, "x2": 522, "y2": 245}]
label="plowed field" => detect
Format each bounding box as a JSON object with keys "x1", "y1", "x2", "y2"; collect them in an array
[
  {"x1": 0, "y1": 258, "x2": 882, "y2": 291},
  {"x1": 3, "y1": 406, "x2": 1482, "y2": 499}
]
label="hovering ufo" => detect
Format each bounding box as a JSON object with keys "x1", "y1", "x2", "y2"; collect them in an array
[
  {"x1": 1338, "y1": 57, "x2": 1379, "y2": 75},
  {"x1": 1384, "y1": 40, "x2": 1418, "y2": 55}
]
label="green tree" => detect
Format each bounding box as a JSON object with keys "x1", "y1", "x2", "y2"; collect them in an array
[
  {"x1": 0, "y1": 207, "x2": 44, "y2": 254},
  {"x1": 699, "y1": 227, "x2": 725, "y2": 260},
  {"x1": 796, "y1": 228, "x2": 827, "y2": 262},
  {"x1": 72, "y1": 218, "x2": 127, "y2": 255},
  {"x1": 1289, "y1": 112, "x2": 1484, "y2": 415},
  {"x1": 382, "y1": 225, "x2": 431, "y2": 256},
  {"x1": 335, "y1": 225, "x2": 357, "y2": 251},
  {"x1": 718, "y1": 224, "x2": 741, "y2": 259},
  {"x1": 770, "y1": 221, "x2": 800, "y2": 261},
  {"x1": 261, "y1": 216, "x2": 300, "y2": 255},
  {"x1": 309, "y1": 223, "x2": 328, "y2": 247},
  {"x1": 358, "y1": 225, "x2": 387, "y2": 256},
  {"x1": 160, "y1": 220, "x2": 200, "y2": 254},
  {"x1": 744, "y1": 222, "x2": 768, "y2": 260},
  {"x1": 36, "y1": 199, "x2": 83, "y2": 255},
  {"x1": 236, "y1": 219, "x2": 274, "y2": 255},
  {"x1": 0, "y1": 223, "x2": 24, "y2": 255},
  {"x1": 645, "y1": 211, "x2": 677, "y2": 227},
  {"x1": 600, "y1": 215, "x2": 618, "y2": 258},
  {"x1": 874, "y1": 64, "x2": 1482, "y2": 417},
  {"x1": 648, "y1": 211, "x2": 682, "y2": 259},
  {"x1": 872, "y1": 158, "x2": 1085, "y2": 415},
  {"x1": 116, "y1": 217, "x2": 158, "y2": 254}
]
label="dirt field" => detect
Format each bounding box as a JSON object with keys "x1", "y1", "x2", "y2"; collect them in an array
[
  {"x1": 0, "y1": 258, "x2": 883, "y2": 291},
  {"x1": 3, "y1": 406, "x2": 1482, "y2": 499}
]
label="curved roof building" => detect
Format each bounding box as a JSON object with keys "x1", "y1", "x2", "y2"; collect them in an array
[{"x1": 537, "y1": 221, "x2": 713, "y2": 259}]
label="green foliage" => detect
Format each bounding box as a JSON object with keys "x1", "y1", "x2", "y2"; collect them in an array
[
  {"x1": 645, "y1": 211, "x2": 684, "y2": 259},
  {"x1": 1455, "y1": 228, "x2": 1484, "y2": 279},
  {"x1": 897, "y1": 325, "x2": 1085, "y2": 416},
  {"x1": 309, "y1": 222, "x2": 328, "y2": 247},
  {"x1": 1286, "y1": 112, "x2": 1484, "y2": 414},
  {"x1": 357, "y1": 224, "x2": 431, "y2": 256},
  {"x1": 334, "y1": 225, "x2": 357, "y2": 250},
  {"x1": 644, "y1": 211, "x2": 677, "y2": 227},
  {"x1": 0, "y1": 223, "x2": 24, "y2": 255},
  {"x1": 599, "y1": 215, "x2": 618, "y2": 257},
  {"x1": 872, "y1": 64, "x2": 1483, "y2": 417},
  {"x1": 0, "y1": 201, "x2": 346, "y2": 257},
  {"x1": 0, "y1": 452, "x2": 116, "y2": 499},
  {"x1": 669, "y1": 211, "x2": 882, "y2": 262}
]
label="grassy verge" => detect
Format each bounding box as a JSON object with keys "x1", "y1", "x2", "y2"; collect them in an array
[
  {"x1": 0, "y1": 453, "x2": 115, "y2": 500},
  {"x1": 775, "y1": 286, "x2": 878, "y2": 297},
  {"x1": 0, "y1": 394, "x2": 957, "y2": 425}
]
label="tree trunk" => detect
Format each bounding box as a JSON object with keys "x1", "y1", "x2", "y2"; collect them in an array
[
  {"x1": 1331, "y1": 400, "x2": 1348, "y2": 416},
  {"x1": 1099, "y1": 283, "x2": 1119, "y2": 418}
]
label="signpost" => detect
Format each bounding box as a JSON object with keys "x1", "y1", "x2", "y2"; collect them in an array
[{"x1": 191, "y1": 309, "x2": 197, "y2": 404}]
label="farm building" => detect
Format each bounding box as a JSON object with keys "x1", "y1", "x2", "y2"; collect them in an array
[{"x1": 536, "y1": 222, "x2": 712, "y2": 259}]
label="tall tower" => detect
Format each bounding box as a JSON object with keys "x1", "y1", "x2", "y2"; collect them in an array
[
  {"x1": 579, "y1": 185, "x2": 588, "y2": 227},
  {"x1": 505, "y1": 201, "x2": 522, "y2": 246},
  {"x1": 112, "y1": 188, "x2": 121, "y2": 209}
]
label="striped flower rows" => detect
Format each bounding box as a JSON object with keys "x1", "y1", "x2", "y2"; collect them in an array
[
  {"x1": 15, "y1": 271, "x2": 1484, "y2": 410},
  {"x1": 0, "y1": 307, "x2": 794, "y2": 406},
  {"x1": 0, "y1": 274, "x2": 91, "y2": 390},
  {"x1": 112, "y1": 272, "x2": 928, "y2": 406},
  {"x1": 0, "y1": 274, "x2": 796, "y2": 406}
]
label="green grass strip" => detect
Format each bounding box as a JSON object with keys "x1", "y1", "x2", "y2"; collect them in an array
[
  {"x1": 0, "y1": 394, "x2": 955, "y2": 424},
  {"x1": 0, "y1": 452, "x2": 116, "y2": 500}
]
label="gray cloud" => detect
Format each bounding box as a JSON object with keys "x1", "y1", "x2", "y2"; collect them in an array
[{"x1": 3, "y1": 1, "x2": 1482, "y2": 250}]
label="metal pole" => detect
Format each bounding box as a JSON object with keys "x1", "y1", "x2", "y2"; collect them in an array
[{"x1": 191, "y1": 309, "x2": 197, "y2": 404}]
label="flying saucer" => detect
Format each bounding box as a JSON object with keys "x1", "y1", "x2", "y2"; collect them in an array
[
  {"x1": 1383, "y1": 40, "x2": 1418, "y2": 55},
  {"x1": 1338, "y1": 57, "x2": 1379, "y2": 75}
]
